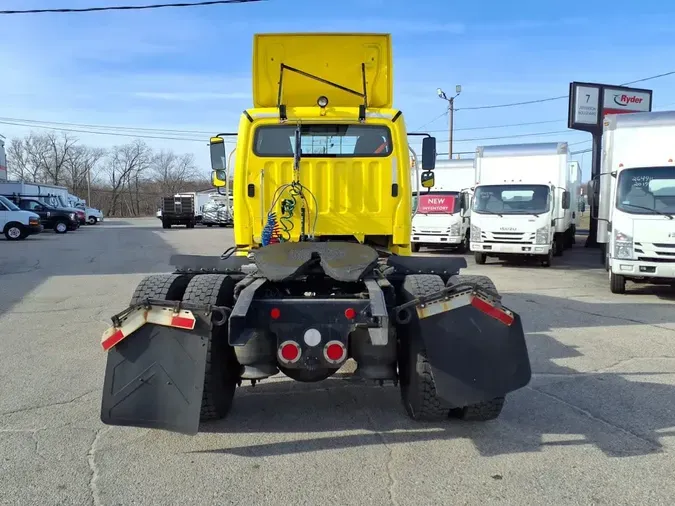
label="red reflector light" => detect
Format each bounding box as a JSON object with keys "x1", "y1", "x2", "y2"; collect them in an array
[
  {"x1": 280, "y1": 342, "x2": 299, "y2": 362},
  {"x1": 470, "y1": 296, "x2": 514, "y2": 326},
  {"x1": 326, "y1": 343, "x2": 344, "y2": 361},
  {"x1": 344, "y1": 307, "x2": 356, "y2": 320},
  {"x1": 270, "y1": 308, "x2": 281, "y2": 320}
]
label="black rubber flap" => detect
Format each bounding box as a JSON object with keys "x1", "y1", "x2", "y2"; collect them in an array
[
  {"x1": 387, "y1": 255, "x2": 467, "y2": 276},
  {"x1": 253, "y1": 242, "x2": 379, "y2": 282},
  {"x1": 100, "y1": 321, "x2": 209, "y2": 435},
  {"x1": 416, "y1": 306, "x2": 531, "y2": 407}
]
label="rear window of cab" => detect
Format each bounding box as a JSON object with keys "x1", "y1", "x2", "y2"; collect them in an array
[{"x1": 253, "y1": 124, "x2": 393, "y2": 158}]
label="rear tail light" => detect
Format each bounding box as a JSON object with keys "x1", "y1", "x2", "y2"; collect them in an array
[
  {"x1": 278, "y1": 341, "x2": 301, "y2": 364},
  {"x1": 470, "y1": 295, "x2": 514, "y2": 326},
  {"x1": 324, "y1": 340, "x2": 346, "y2": 365}
]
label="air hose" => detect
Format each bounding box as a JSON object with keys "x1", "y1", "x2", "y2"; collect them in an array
[{"x1": 261, "y1": 211, "x2": 281, "y2": 246}]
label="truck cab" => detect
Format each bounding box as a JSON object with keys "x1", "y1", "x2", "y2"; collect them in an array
[
  {"x1": 594, "y1": 111, "x2": 675, "y2": 293},
  {"x1": 209, "y1": 33, "x2": 433, "y2": 255},
  {"x1": 411, "y1": 159, "x2": 474, "y2": 252},
  {"x1": 470, "y1": 142, "x2": 574, "y2": 267}
]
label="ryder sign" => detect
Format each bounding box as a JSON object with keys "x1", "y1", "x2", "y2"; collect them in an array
[
  {"x1": 568, "y1": 81, "x2": 652, "y2": 133},
  {"x1": 418, "y1": 194, "x2": 455, "y2": 213}
]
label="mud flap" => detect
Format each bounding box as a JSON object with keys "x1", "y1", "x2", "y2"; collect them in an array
[
  {"x1": 414, "y1": 292, "x2": 531, "y2": 407},
  {"x1": 100, "y1": 314, "x2": 211, "y2": 435}
]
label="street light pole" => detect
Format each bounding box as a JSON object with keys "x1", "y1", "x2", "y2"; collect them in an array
[{"x1": 437, "y1": 85, "x2": 461, "y2": 159}]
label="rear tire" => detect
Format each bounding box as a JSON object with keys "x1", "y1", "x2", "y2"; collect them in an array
[
  {"x1": 448, "y1": 274, "x2": 501, "y2": 302},
  {"x1": 398, "y1": 274, "x2": 452, "y2": 421},
  {"x1": 130, "y1": 273, "x2": 190, "y2": 305},
  {"x1": 181, "y1": 274, "x2": 239, "y2": 422},
  {"x1": 474, "y1": 252, "x2": 487, "y2": 264},
  {"x1": 451, "y1": 397, "x2": 505, "y2": 421}
]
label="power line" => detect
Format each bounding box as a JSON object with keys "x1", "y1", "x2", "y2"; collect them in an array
[
  {"x1": 439, "y1": 129, "x2": 573, "y2": 143},
  {"x1": 428, "y1": 118, "x2": 565, "y2": 133},
  {"x1": 454, "y1": 70, "x2": 675, "y2": 111},
  {"x1": 0, "y1": 116, "x2": 214, "y2": 136},
  {"x1": 0, "y1": 0, "x2": 264, "y2": 15},
  {"x1": 0, "y1": 119, "x2": 206, "y2": 143}
]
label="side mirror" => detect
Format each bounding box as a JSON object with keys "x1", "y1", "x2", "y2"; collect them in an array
[
  {"x1": 210, "y1": 137, "x2": 226, "y2": 171},
  {"x1": 586, "y1": 177, "x2": 598, "y2": 208},
  {"x1": 421, "y1": 136, "x2": 436, "y2": 170},
  {"x1": 211, "y1": 169, "x2": 226, "y2": 188},
  {"x1": 420, "y1": 170, "x2": 435, "y2": 189},
  {"x1": 562, "y1": 190, "x2": 571, "y2": 210}
]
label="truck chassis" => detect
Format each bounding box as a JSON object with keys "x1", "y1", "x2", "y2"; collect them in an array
[{"x1": 99, "y1": 242, "x2": 531, "y2": 435}]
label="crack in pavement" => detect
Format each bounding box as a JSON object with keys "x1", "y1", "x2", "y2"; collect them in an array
[
  {"x1": 0, "y1": 390, "x2": 95, "y2": 417},
  {"x1": 349, "y1": 390, "x2": 399, "y2": 506},
  {"x1": 88, "y1": 428, "x2": 108, "y2": 506},
  {"x1": 526, "y1": 385, "x2": 663, "y2": 452}
]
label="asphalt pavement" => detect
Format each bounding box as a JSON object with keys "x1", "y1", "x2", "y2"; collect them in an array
[{"x1": 1, "y1": 218, "x2": 674, "y2": 506}]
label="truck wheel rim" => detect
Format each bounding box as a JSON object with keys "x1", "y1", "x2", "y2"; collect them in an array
[
  {"x1": 8, "y1": 227, "x2": 21, "y2": 238},
  {"x1": 57, "y1": 223, "x2": 66, "y2": 232}
]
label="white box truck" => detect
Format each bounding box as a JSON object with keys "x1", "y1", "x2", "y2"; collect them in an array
[
  {"x1": 411, "y1": 159, "x2": 474, "y2": 252},
  {"x1": 593, "y1": 110, "x2": 675, "y2": 294},
  {"x1": 470, "y1": 142, "x2": 576, "y2": 267}
]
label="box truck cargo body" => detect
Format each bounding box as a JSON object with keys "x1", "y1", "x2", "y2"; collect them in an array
[
  {"x1": 470, "y1": 142, "x2": 575, "y2": 267},
  {"x1": 594, "y1": 110, "x2": 675, "y2": 293},
  {"x1": 411, "y1": 159, "x2": 474, "y2": 252}
]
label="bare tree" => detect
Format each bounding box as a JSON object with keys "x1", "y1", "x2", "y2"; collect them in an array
[
  {"x1": 64, "y1": 146, "x2": 107, "y2": 198},
  {"x1": 6, "y1": 133, "x2": 51, "y2": 182},
  {"x1": 151, "y1": 150, "x2": 200, "y2": 196},
  {"x1": 40, "y1": 132, "x2": 79, "y2": 185},
  {"x1": 103, "y1": 140, "x2": 152, "y2": 216},
  {"x1": 6, "y1": 131, "x2": 213, "y2": 217}
]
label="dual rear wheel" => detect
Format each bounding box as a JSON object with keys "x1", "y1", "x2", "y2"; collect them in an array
[{"x1": 130, "y1": 271, "x2": 506, "y2": 425}]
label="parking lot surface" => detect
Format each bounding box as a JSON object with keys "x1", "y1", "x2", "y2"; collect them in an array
[{"x1": 1, "y1": 218, "x2": 674, "y2": 506}]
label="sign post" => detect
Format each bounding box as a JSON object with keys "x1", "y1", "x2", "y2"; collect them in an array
[{"x1": 567, "y1": 82, "x2": 653, "y2": 250}]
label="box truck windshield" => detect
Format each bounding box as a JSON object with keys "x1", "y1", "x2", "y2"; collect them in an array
[
  {"x1": 415, "y1": 191, "x2": 460, "y2": 214},
  {"x1": 473, "y1": 184, "x2": 551, "y2": 216},
  {"x1": 615, "y1": 166, "x2": 675, "y2": 218}
]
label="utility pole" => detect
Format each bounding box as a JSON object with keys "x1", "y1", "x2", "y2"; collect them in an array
[
  {"x1": 87, "y1": 166, "x2": 92, "y2": 206},
  {"x1": 437, "y1": 85, "x2": 461, "y2": 159}
]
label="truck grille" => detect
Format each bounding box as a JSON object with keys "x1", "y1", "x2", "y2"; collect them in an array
[
  {"x1": 482, "y1": 231, "x2": 535, "y2": 244},
  {"x1": 634, "y1": 242, "x2": 675, "y2": 263}
]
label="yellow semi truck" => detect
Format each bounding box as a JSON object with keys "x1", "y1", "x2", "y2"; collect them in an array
[{"x1": 99, "y1": 33, "x2": 531, "y2": 435}]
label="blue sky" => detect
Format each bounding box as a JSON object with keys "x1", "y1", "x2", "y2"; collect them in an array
[{"x1": 2, "y1": 0, "x2": 675, "y2": 181}]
